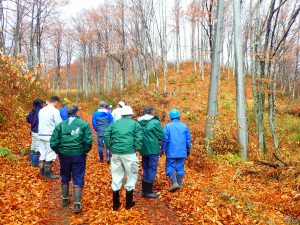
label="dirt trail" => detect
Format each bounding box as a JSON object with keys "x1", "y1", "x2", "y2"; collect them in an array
[{"x1": 45, "y1": 109, "x2": 185, "y2": 225}]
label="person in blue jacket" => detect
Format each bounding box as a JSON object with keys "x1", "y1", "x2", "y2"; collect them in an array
[
  {"x1": 60, "y1": 100, "x2": 69, "y2": 121},
  {"x1": 26, "y1": 98, "x2": 44, "y2": 166},
  {"x1": 162, "y1": 109, "x2": 191, "y2": 192},
  {"x1": 92, "y1": 101, "x2": 114, "y2": 162}
]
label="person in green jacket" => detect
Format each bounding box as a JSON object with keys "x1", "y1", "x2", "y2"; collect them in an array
[
  {"x1": 50, "y1": 105, "x2": 93, "y2": 214},
  {"x1": 137, "y1": 105, "x2": 164, "y2": 198},
  {"x1": 104, "y1": 105, "x2": 143, "y2": 211}
]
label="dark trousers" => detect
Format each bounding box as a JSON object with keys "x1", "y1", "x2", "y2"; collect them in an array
[
  {"x1": 142, "y1": 154, "x2": 159, "y2": 182},
  {"x1": 97, "y1": 135, "x2": 111, "y2": 160},
  {"x1": 59, "y1": 154, "x2": 86, "y2": 187}
]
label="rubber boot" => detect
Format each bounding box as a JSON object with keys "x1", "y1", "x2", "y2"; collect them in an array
[
  {"x1": 176, "y1": 174, "x2": 184, "y2": 189},
  {"x1": 99, "y1": 151, "x2": 104, "y2": 163},
  {"x1": 39, "y1": 160, "x2": 45, "y2": 177},
  {"x1": 44, "y1": 162, "x2": 59, "y2": 179},
  {"x1": 113, "y1": 190, "x2": 121, "y2": 211},
  {"x1": 62, "y1": 184, "x2": 70, "y2": 207},
  {"x1": 144, "y1": 182, "x2": 160, "y2": 198},
  {"x1": 32, "y1": 152, "x2": 40, "y2": 167},
  {"x1": 169, "y1": 173, "x2": 180, "y2": 192},
  {"x1": 29, "y1": 150, "x2": 34, "y2": 165},
  {"x1": 125, "y1": 190, "x2": 135, "y2": 210},
  {"x1": 141, "y1": 180, "x2": 146, "y2": 197},
  {"x1": 74, "y1": 186, "x2": 83, "y2": 214},
  {"x1": 106, "y1": 149, "x2": 111, "y2": 163}
]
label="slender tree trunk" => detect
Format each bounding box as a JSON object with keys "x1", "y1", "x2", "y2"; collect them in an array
[
  {"x1": 205, "y1": 0, "x2": 225, "y2": 156},
  {"x1": 175, "y1": 0, "x2": 180, "y2": 74},
  {"x1": 233, "y1": 0, "x2": 248, "y2": 160}
]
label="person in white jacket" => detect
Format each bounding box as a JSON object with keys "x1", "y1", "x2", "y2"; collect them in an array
[
  {"x1": 38, "y1": 96, "x2": 62, "y2": 179},
  {"x1": 111, "y1": 101, "x2": 125, "y2": 121}
]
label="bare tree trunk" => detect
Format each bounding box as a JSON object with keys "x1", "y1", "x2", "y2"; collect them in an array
[
  {"x1": 205, "y1": 0, "x2": 224, "y2": 156},
  {"x1": 175, "y1": 0, "x2": 181, "y2": 74},
  {"x1": 233, "y1": 0, "x2": 248, "y2": 160},
  {"x1": 0, "y1": 0, "x2": 5, "y2": 53},
  {"x1": 251, "y1": 0, "x2": 266, "y2": 152}
]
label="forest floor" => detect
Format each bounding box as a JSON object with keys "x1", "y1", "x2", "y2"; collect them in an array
[{"x1": 0, "y1": 61, "x2": 300, "y2": 224}]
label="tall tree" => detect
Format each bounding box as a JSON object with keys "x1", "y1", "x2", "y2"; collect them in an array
[
  {"x1": 205, "y1": 0, "x2": 225, "y2": 155},
  {"x1": 233, "y1": 0, "x2": 248, "y2": 160}
]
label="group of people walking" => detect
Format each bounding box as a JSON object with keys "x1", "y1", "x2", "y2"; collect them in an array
[{"x1": 26, "y1": 96, "x2": 192, "y2": 213}]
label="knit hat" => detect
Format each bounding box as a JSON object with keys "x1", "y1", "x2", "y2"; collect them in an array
[
  {"x1": 67, "y1": 105, "x2": 80, "y2": 115},
  {"x1": 99, "y1": 101, "x2": 108, "y2": 108},
  {"x1": 144, "y1": 105, "x2": 155, "y2": 114}
]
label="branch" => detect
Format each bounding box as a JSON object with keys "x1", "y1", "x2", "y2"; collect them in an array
[
  {"x1": 273, "y1": 5, "x2": 300, "y2": 56},
  {"x1": 254, "y1": 159, "x2": 280, "y2": 168}
]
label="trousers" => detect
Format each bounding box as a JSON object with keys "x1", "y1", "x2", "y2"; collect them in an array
[
  {"x1": 59, "y1": 154, "x2": 87, "y2": 188},
  {"x1": 39, "y1": 135, "x2": 56, "y2": 162},
  {"x1": 166, "y1": 158, "x2": 186, "y2": 177},
  {"x1": 31, "y1": 132, "x2": 40, "y2": 152},
  {"x1": 110, "y1": 153, "x2": 138, "y2": 191},
  {"x1": 142, "y1": 154, "x2": 159, "y2": 182}
]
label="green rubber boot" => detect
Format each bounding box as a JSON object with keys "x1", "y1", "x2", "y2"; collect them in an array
[
  {"x1": 44, "y1": 162, "x2": 59, "y2": 179},
  {"x1": 74, "y1": 186, "x2": 83, "y2": 214},
  {"x1": 62, "y1": 184, "x2": 70, "y2": 207},
  {"x1": 39, "y1": 160, "x2": 45, "y2": 177}
]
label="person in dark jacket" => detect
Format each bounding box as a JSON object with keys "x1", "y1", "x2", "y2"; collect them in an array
[
  {"x1": 92, "y1": 101, "x2": 113, "y2": 162},
  {"x1": 104, "y1": 106, "x2": 143, "y2": 211},
  {"x1": 59, "y1": 99, "x2": 70, "y2": 121},
  {"x1": 138, "y1": 106, "x2": 164, "y2": 198},
  {"x1": 26, "y1": 98, "x2": 44, "y2": 166},
  {"x1": 50, "y1": 105, "x2": 93, "y2": 214},
  {"x1": 162, "y1": 109, "x2": 191, "y2": 192}
]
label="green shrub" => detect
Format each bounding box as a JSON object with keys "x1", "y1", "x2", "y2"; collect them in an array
[
  {"x1": 0, "y1": 147, "x2": 16, "y2": 160},
  {"x1": 189, "y1": 76, "x2": 196, "y2": 84},
  {"x1": 187, "y1": 112, "x2": 196, "y2": 121}
]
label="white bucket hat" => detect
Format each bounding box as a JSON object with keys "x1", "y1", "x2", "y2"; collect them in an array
[{"x1": 121, "y1": 106, "x2": 134, "y2": 116}]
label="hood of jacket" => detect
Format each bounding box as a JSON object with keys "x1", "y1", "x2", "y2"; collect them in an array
[{"x1": 137, "y1": 114, "x2": 154, "y2": 126}]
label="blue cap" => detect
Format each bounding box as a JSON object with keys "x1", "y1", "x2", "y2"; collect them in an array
[{"x1": 170, "y1": 109, "x2": 180, "y2": 120}]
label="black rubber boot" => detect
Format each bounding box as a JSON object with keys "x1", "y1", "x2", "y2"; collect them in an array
[
  {"x1": 44, "y1": 162, "x2": 59, "y2": 179},
  {"x1": 39, "y1": 160, "x2": 45, "y2": 177},
  {"x1": 144, "y1": 182, "x2": 160, "y2": 198},
  {"x1": 74, "y1": 186, "x2": 83, "y2": 214},
  {"x1": 125, "y1": 190, "x2": 135, "y2": 210},
  {"x1": 141, "y1": 180, "x2": 146, "y2": 197},
  {"x1": 113, "y1": 190, "x2": 121, "y2": 211},
  {"x1": 99, "y1": 152, "x2": 104, "y2": 162},
  {"x1": 62, "y1": 184, "x2": 70, "y2": 207}
]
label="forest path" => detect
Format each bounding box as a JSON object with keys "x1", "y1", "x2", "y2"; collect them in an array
[{"x1": 46, "y1": 109, "x2": 186, "y2": 225}]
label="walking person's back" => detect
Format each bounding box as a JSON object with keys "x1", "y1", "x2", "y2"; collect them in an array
[
  {"x1": 50, "y1": 105, "x2": 93, "y2": 213},
  {"x1": 26, "y1": 98, "x2": 44, "y2": 167},
  {"x1": 92, "y1": 101, "x2": 113, "y2": 162},
  {"x1": 104, "y1": 106, "x2": 143, "y2": 211},
  {"x1": 162, "y1": 109, "x2": 191, "y2": 192},
  {"x1": 38, "y1": 96, "x2": 62, "y2": 179}
]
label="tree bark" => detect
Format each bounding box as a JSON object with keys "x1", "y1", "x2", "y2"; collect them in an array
[{"x1": 205, "y1": 0, "x2": 224, "y2": 156}]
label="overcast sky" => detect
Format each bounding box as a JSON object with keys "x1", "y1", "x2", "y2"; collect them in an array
[{"x1": 60, "y1": 0, "x2": 104, "y2": 18}]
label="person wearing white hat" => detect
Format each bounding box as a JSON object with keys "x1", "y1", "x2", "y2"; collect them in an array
[
  {"x1": 111, "y1": 101, "x2": 125, "y2": 121},
  {"x1": 104, "y1": 105, "x2": 143, "y2": 211}
]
